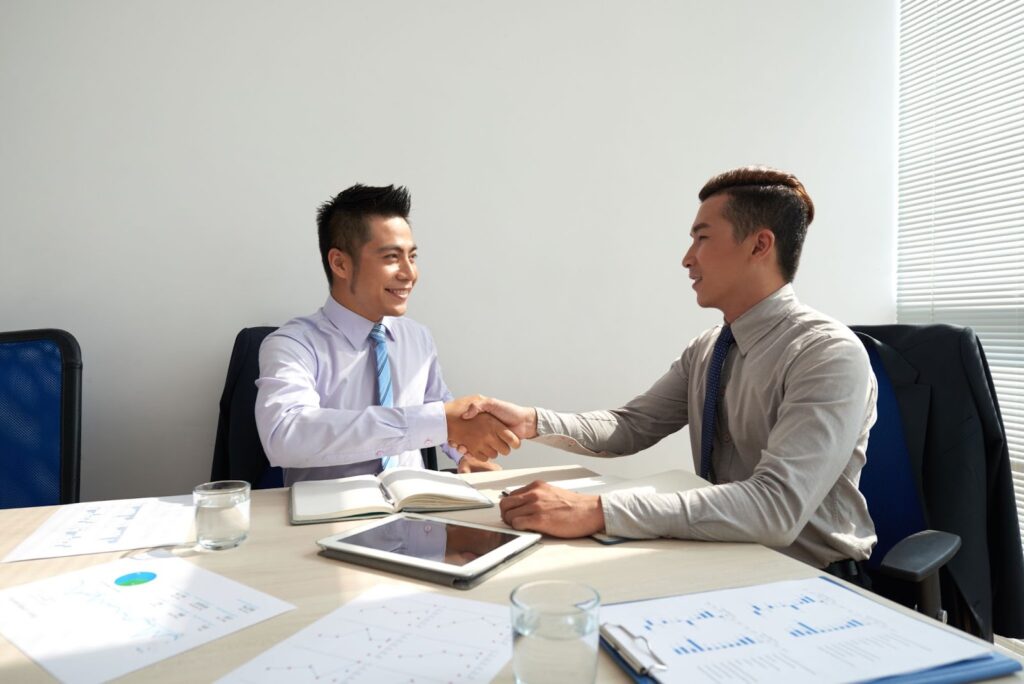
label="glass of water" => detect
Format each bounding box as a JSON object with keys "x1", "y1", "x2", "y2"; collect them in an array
[
  {"x1": 193, "y1": 480, "x2": 251, "y2": 550},
  {"x1": 510, "y1": 580, "x2": 600, "y2": 684}
]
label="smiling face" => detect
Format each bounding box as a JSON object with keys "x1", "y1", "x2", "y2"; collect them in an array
[
  {"x1": 683, "y1": 193, "x2": 772, "y2": 322},
  {"x1": 329, "y1": 215, "x2": 417, "y2": 322}
]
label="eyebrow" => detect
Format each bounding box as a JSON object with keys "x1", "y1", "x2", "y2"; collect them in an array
[
  {"x1": 690, "y1": 223, "x2": 710, "y2": 238},
  {"x1": 375, "y1": 244, "x2": 417, "y2": 254}
]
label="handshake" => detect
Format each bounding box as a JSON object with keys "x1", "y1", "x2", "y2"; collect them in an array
[{"x1": 443, "y1": 395, "x2": 537, "y2": 472}]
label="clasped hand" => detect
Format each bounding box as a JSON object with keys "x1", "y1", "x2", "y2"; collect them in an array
[{"x1": 444, "y1": 395, "x2": 523, "y2": 464}]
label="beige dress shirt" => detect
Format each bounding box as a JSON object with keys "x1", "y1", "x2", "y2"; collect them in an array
[{"x1": 534, "y1": 285, "x2": 878, "y2": 568}]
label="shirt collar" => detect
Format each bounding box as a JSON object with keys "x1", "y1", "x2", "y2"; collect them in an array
[
  {"x1": 728, "y1": 283, "x2": 799, "y2": 355},
  {"x1": 322, "y1": 296, "x2": 397, "y2": 348}
]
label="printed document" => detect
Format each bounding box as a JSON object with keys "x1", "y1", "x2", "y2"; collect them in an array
[
  {"x1": 0, "y1": 555, "x2": 293, "y2": 684},
  {"x1": 3, "y1": 495, "x2": 195, "y2": 562}
]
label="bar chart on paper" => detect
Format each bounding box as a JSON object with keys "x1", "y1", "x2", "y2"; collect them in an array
[
  {"x1": 601, "y1": 577, "x2": 993, "y2": 684},
  {"x1": 219, "y1": 584, "x2": 512, "y2": 683}
]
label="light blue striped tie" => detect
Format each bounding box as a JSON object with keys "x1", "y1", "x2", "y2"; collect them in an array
[{"x1": 370, "y1": 323, "x2": 398, "y2": 470}]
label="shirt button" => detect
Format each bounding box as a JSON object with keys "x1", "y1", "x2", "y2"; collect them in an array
[
  {"x1": 723, "y1": 433, "x2": 732, "y2": 444},
  {"x1": 424, "y1": 439, "x2": 433, "y2": 447},
  {"x1": 375, "y1": 449, "x2": 385, "y2": 457}
]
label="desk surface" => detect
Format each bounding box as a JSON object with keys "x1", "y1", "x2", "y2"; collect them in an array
[{"x1": 1, "y1": 465, "x2": 1020, "y2": 683}]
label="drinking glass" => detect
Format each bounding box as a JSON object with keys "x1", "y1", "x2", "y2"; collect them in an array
[
  {"x1": 510, "y1": 580, "x2": 600, "y2": 683},
  {"x1": 193, "y1": 480, "x2": 250, "y2": 550}
]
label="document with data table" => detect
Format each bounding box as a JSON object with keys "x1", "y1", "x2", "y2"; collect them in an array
[
  {"x1": 0, "y1": 555, "x2": 294, "y2": 684},
  {"x1": 600, "y1": 576, "x2": 999, "y2": 684}
]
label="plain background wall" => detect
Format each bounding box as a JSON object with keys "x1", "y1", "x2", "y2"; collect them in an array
[{"x1": 0, "y1": 1, "x2": 896, "y2": 501}]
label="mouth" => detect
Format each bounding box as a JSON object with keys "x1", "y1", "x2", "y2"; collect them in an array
[
  {"x1": 386, "y1": 288, "x2": 411, "y2": 301},
  {"x1": 690, "y1": 276, "x2": 702, "y2": 289}
]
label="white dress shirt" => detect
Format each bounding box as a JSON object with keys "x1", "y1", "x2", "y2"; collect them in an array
[{"x1": 255, "y1": 296, "x2": 459, "y2": 485}]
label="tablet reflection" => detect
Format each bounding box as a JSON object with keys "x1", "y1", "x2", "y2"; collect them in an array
[{"x1": 344, "y1": 519, "x2": 516, "y2": 567}]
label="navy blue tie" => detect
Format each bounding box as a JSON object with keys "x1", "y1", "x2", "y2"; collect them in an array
[
  {"x1": 369, "y1": 324, "x2": 398, "y2": 470},
  {"x1": 700, "y1": 325, "x2": 734, "y2": 483}
]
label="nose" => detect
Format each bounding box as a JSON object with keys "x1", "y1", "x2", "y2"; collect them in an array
[
  {"x1": 397, "y1": 256, "x2": 416, "y2": 281},
  {"x1": 682, "y1": 242, "x2": 696, "y2": 269}
]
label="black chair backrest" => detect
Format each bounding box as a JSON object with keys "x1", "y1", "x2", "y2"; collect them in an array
[
  {"x1": 0, "y1": 329, "x2": 82, "y2": 507},
  {"x1": 212, "y1": 327, "x2": 281, "y2": 488},
  {"x1": 212, "y1": 326, "x2": 439, "y2": 489}
]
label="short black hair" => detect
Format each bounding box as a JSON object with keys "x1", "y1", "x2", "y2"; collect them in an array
[
  {"x1": 698, "y1": 166, "x2": 814, "y2": 282},
  {"x1": 316, "y1": 184, "x2": 412, "y2": 286}
]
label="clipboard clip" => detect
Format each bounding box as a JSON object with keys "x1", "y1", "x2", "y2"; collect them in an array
[{"x1": 601, "y1": 622, "x2": 668, "y2": 676}]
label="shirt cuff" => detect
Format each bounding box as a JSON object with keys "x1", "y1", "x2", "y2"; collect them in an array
[{"x1": 404, "y1": 401, "x2": 450, "y2": 455}]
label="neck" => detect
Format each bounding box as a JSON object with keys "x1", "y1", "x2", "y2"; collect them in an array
[
  {"x1": 329, "y1": 289, "x2": 382, "y2": 323},
  {"x1": 720, "y1": 277, "x2": 787, "y2": 324}
]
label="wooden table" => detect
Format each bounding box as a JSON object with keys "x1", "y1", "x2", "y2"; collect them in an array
[{"x1": 1, "y1": 465, "x2": 1019, "y2": 682}]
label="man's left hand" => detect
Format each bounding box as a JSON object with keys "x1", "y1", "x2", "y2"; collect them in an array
[
  {"x1": 499, "y1": 481, "x2": 605, "y2": 537},
  {"x1": 457, "y1": 454, "x2": 503, "y2": 473}
]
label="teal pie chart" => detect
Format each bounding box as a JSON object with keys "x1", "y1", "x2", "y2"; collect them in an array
[{"x1": 114, "y1": 571, "x2": 157, "y2": 587}]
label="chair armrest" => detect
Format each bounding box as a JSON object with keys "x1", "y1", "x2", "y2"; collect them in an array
[{"x1": 880, "y1": 529, "x2": 961, "y2": 583}]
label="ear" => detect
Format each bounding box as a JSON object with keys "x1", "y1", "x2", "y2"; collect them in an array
[
  {"x1": 750, "y1": 228, "x2": 775, "y2": 259},
  {"x1": 328, "y1": 247, "x2": 352, "y2": 283}
]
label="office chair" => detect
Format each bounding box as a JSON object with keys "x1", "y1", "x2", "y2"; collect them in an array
[
  {"x1": 212, "y1": 327, "x2": 440, "y2": 490},
  {"x1": 0, "y1": 329, "x2": 82, "y2": 508},
  {"x1": 852, "y1": 324, "x2": 1024, "y2": 641}
]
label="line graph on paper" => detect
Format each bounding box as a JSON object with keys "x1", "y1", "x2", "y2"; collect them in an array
[
  {"x1": 3, "y1": 495, "x2": 196, "y2": 562},
  {"x1": 219, "y1": 586, "x2": 512, "y2": 684}
]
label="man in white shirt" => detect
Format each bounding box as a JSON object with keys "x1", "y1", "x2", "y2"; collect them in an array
[
  {"x1": 256, "y1": 184, "x2": 517, "y2": 485},
  {"x1": 454, "y1": 167, "x2": 877, "y2": 580}
]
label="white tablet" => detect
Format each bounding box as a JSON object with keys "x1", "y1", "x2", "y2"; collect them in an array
[{"x1": 316, "y1": 513, "x2": 541, "y2": 589}]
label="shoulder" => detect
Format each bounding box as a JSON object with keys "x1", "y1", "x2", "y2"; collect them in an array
[
  {"x1": 781, "y1": 303, "x2": 869, "y2": 374},
  {"x1": 262, "y1": 310, "x2": 328, "y2": 359}
]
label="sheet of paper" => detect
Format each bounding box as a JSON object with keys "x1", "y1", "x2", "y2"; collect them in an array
[
  {"x1": 3, "y1": 495, "x2": 196, "y2": 562},
  {"x1": 0, "y1": 555, "x2": 294, "y2": 684},
  {"x1": 219, "y1": 584, "x2": 511, "y2": 683},
  {"x1": 601, "y1": 576, "x2": 990, "y2": 684}
]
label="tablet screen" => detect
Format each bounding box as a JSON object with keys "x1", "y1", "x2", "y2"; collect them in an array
[{"x1": 340, "y1": 517, "x2": 521, "y2": 567}]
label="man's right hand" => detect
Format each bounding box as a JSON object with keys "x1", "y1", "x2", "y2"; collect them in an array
[
  {"x1": 452, "y1": 397, "x2": 537, "y2": 457},
  {"x1": 444, "y1": 396, "x2": 521, "y2": 459}
]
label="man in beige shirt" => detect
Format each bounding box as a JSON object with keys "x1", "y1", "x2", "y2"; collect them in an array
[{"x1": 456, "y1": 166, "x2": 878, "y2": 578}]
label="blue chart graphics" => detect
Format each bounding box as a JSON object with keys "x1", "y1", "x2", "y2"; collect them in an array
[
  {"x1": 115, "y1": 571, "x2": 157, "y2": 587},
  {"x1": 641, "y1": 608, "x2": 763, "y2": 655},
  {"x1": 747, "y1": 591, "x2": 872, "y2": 639},
  {"x1": 219, "y1": 586, "x2": 512, "y2": 684},
  {"x1": 600, "y1": 577, "x2": 992, "y2": 684}
]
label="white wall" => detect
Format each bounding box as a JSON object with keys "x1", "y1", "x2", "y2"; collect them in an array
[{"x1": 0, "y1": 1, "x2": 896, "y2": 501}]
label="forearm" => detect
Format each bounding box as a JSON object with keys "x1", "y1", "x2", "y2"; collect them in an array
[
  {"x1": 602, "y1": 473, "x2": 809, "y2": 546},
  {"x1": 258, "y1": 399, "x2": 448, "y2": 469}
]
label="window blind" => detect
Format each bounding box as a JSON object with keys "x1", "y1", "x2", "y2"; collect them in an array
[{"x1": 897, "y1": 0, "x2": 1024, "y2": 564}]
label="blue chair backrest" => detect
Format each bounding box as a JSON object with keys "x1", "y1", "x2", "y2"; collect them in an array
[
  {"x1": 858, "y1": 341, "x2": 928, "y2": 569},
  {"x1": 0, "y1": 330, "x2": 82, "y2": 508}
]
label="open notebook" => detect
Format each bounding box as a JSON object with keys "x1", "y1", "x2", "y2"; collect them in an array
[{"x1": 290, "y1": 467, "x2": 493, "y2": 524}]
